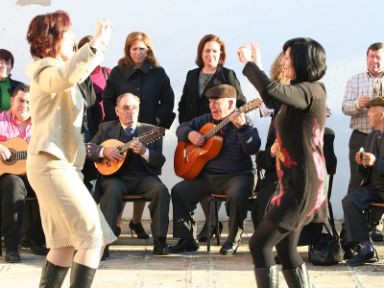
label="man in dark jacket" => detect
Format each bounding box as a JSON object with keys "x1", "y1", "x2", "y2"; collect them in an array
[
  {"x1": 170, "y1": 84, "x2": 261, "y2": 255},
  {"x1": 342, "y1": 96, "x2": 384, "y2": 266},
  {"x1": 87, "y1": 93, "x2": 170, "y2": 256}
]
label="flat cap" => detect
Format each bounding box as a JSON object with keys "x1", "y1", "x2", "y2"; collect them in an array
[
  {"x1": 205, "y1": 84, "x2": 236, "y2": 99},
  {"x1": 367, "y1": 96, "x2": 384, "y2": 107}
]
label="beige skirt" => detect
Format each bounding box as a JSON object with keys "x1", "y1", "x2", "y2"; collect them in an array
[{"x1": 26, "y1": 153, "x2": 116, "y2": 249}]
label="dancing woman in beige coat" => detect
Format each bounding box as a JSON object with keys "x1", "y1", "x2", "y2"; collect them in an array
[{"x1": 26, "y1": 10, "x2": 116, "y2": 288}]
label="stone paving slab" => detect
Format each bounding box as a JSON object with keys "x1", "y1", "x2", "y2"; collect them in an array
[{"x1": 1, "y1": 221, "x2": 383, "y2": 287}]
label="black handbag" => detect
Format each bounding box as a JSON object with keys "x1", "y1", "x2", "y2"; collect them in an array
[
  {"x1": 309, "y1": 194, "x2": 343, "y2": 266},
  {"x1": 309, "y1": 223, "x2": 343, "y2": 265}
]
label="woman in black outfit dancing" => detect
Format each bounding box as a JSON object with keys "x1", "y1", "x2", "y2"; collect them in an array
[{"x1": 238, "y1": 38, "x2": 328, "y2": 288}]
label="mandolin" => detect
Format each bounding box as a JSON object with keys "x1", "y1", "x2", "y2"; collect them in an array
[
  {"x1": 174, "y1": 98, "x2": 262, "y2": 180},
  {"x1": 95, "y1": 127, "x2": 165, "y2": 176}
]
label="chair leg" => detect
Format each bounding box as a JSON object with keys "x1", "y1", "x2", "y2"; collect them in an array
[
  {"x1": 214, "y1": 201, "x2": 220, "y2": 245},
  {"x1": 207, "y1": 196, "x2": 212, "y2": 252}
]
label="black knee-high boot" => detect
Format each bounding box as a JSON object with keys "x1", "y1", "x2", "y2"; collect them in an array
[
  {"x1": 254, "y1": 265, "x2": 278, "y2": 288},
  {"x1": 39, "y1": 260, "x2": 69, "y2": 288},
  {"x1": 69, "y1": 262, "x2": 97, "y2": 288},
  {"x1": 282, "y1": 263, "x2": 310, "y2": 288}
]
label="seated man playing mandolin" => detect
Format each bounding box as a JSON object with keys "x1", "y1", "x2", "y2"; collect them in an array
[
  {"x1": 0, "y1": 83, "x2": 47, "y2": 263},
  {"x1": 87, "y1": 92, "x2": 170, "y2": 257},
  {"x1": 171, "y1": 84, "x2": 261, "y2": 255}
]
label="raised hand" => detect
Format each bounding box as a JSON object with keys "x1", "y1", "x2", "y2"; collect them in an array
[{"x1": 90, "y1": 18, "x2": 113, "y2": 51}]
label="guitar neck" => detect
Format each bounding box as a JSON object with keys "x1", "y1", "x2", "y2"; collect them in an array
[
  {"x1": 14, "y1": 151, "x2": 28, "y2": 160},
  {"x1": 119, "y1": 128, "x2": 165, "y2": 153}
]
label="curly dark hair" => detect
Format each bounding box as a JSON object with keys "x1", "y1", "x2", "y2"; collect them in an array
[
  {"x1": 283, "y1": 37, "x2": 327, "y2": 83},
  {"x1": 195, "y1": 34, "x2": 226, "y2": 67},
  {"x1": 26, "y1": 10, "x2": 71, "y2": 59}
]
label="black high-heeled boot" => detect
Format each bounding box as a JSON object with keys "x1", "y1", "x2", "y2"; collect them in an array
[
  {"x1": 69, "y1": 262, "x2": 96, "y2": 288},
  {"x1": 129, "y1": 221, "x2": 149, "y2": 239},
  {"x1": 39, "y1": 260, "x2": 69, "y2": 288},
  {"x1": 197, "y1": 221, "x2": 223, "y2": 242},
  {"x1": 254, "y1": 265, "x2": 278, "y2": 288},
  {"x1": 282, "y1": 263, "x2": 310, "y2": 288}
]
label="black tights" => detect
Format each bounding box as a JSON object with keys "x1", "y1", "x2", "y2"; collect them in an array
[{"x1": 249, "y1": 218, "x2": 303, "y2": 270}]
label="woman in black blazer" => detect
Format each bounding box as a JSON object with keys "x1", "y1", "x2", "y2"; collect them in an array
[
  {"x1": 178, "y1": 34, "x2": 246, "y2": 123},
  {"x1": 177, "y1": 34, "x2": 247, "y2": 242}
]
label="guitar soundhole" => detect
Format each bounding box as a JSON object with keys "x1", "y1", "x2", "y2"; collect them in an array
[{"x1": 3, "y1": 149, "x2": 16, "y2": 165}]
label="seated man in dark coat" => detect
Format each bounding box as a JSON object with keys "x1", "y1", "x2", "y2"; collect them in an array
[
  {"x1": 342, "y1": 96, "x2": 384, "y2": 266},
  {"x1": 87, "y1": 93, "x2": 170, "y2": 256},
  {"x1": 170, "y1": 84, "x2": 261, "y2": 255}
]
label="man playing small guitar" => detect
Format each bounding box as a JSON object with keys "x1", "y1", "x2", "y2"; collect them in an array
[
  {"x1": 170, "y1": 84, "x2": 261, "y2": 255},
  {"x1": 87, "y1": 93, "x2": 170, "y2": 257},
  {"x1": 0, "y1": 83, "x2": 47, "y2": 263}
]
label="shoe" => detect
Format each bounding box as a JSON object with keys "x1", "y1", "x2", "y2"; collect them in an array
[
  {"x1": 153, "y1": 237, "x2": 169, "y2": 255},
  {"x1": 20, "y1": 237, "x2": 49, "y2": 256},
  {"x1": 169, "y1": 239, "x2": 199, "y2": 254},
  {"x1": 220, "y1": 240, "x2": 240, "y2": 255},
  {"x1": 129, "y1": 221, "x2": 149, "y2": 239},
  {"x1": 5, "y1": 249, "x2": 21, "y2": 263},
  {"x1": 30, "y1": 243, "x2": 49, "y2": 256},
  {"x1": 101, "y1": 246, "x2": 110, "y2": 261},
  {"x1": 346, "y1": 248, "x2": 378, "y2": 266},
  {"x1": 197, "y1": 221, "x2": 223, "y2": 243},
  {"x1": 114, "y1": 226, "x2": 121, "y2": 237},
  {"x1": 370, "y1": 229, "x2": 384, "y2": 242}
]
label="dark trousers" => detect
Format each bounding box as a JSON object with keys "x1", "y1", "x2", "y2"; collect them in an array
[
  {"x1": 0, "y1": 174, "x2": 27, "y2": 250},
  {"x1": 249, "y1": 218, "x2": 304, "y2": 270},
  {"x1": 172, "y1": 173, "x2": 254, "y2": 243},
  {"x1": 342, "y1": 186, "x2": 384, "y2": 242},
  {"x1": 347, "y1": 130, "x2": 367, "y2": 194},
  {"x1": 99, "y1": 175, "x2": 169, "y2": 237},
  {"x1": 21, "y1": 186, "x2": 45, "y2": 247}
]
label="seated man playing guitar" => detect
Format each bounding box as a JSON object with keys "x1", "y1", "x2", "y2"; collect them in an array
[
  {"x1": 0, "y1": 83, "x2": 47, "y2": 263},
  {"x1": 87, "y1": 92, "x2": 170, "y2": 257},
  {"x1": 171, "y1": 84, "x2": 261, "y2": 255}
]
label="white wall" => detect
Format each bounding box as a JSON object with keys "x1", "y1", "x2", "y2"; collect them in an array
[{"x1": 3, "y1": 0, "x2": 384, "y2": 220}]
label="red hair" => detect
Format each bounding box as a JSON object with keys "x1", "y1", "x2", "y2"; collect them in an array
[{"x1": 26, "y1": 10, "x2": 71, "y2": 59}]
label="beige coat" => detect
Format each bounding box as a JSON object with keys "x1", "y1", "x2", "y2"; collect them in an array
[{"x1": 26, "y1": 43, "x2": 101, "y2": 164}]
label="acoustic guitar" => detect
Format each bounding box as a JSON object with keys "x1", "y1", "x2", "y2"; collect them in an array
[
  {"x1": 95, "y1": 127, "x2": 165, "y2": 176},
  {"x1": 0, "y1": 137, "x2": 28, "y2": 176},
  {"x1": 174, "y1": 98, "x2": 262, "y2": 180}
]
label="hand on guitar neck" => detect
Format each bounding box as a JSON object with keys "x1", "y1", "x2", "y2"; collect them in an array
[{"x1": 228, "y1": 111, "x2": 246, "y2": 129}]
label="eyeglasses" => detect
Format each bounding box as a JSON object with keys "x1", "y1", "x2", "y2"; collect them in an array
[{"x1": 118, "y1": 105, "x2": 139, "y2": 112}]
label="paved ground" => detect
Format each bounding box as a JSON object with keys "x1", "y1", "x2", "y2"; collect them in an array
[{"x1": 1, "y1": 220, "x2": 383, "y2": 288}]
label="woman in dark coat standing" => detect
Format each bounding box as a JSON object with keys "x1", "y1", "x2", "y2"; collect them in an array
[
  {"x1": 238, "y1": 38, "x2": 328, "y2": 288},
  {"x1": 103, "y1": 31, "x2": 175, "y2": 128},
  {"x1": 102, "y1": 32, "x2": 175, "y2": 239}
]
